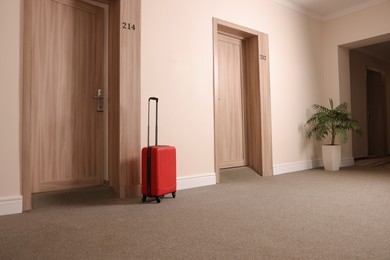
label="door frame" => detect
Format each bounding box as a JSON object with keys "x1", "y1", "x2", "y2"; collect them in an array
[
  {"x1": 212, "y1": 18, "x2": 273, "y2": 182},
  {"x1": 22, "y1": 0, "x2": 141, "y2": 210}
]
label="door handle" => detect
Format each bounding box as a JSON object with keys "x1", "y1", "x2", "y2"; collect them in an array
[{"x1": 94, "y1": 88, "x2": 104, "y2": 112}]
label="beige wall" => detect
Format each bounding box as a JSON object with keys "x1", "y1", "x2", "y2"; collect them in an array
[
  {"x1": 0, "y1": 0, "x2": 22, "y2": 198},
  {"x1": 323, "y1": 1, "x2": 390, "y2": 159},
  {"x1": 349, "y1": 50, "x2": 390, "y2": 158},
  {"x1": 2, "y1": 0, "x2": 390, "y2": 212},
  {"x1": 141, "y1": 0, "x2": 324, "y2": 173}
]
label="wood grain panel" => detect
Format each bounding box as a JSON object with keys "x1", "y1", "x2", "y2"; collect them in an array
[
  {"x1": 244, "y1": 36, "x2": 262, "y2": 174},
  {"x1": 212, "y1": 19, "x2": 221, "y2": 183},
  {"x1": 258, "y1": 32, "x2": 273, "y2": 176},
  {"x1": 23, "y1": 0, "x2": 142, "y2": 210},
  {"x1": 119, "y1": 0, "x2": 141, "y2": 198},
  {"x1": 108, "y1": 0, "x2": 121, "y2": 197},
  {"x1": 27, "y1": 0, "x2": 104, "y2": 193},
  {"x1": 217, "y1": 34, "x2": 247, "y2": 168},
  {"x1": 91, "y1": 0, "x2": 112, "y2": 4},
  {"x1": 213, "y1": 18, "x2": 273, "y2": 179},
  {"x1": 108, "y1": 0, "x2": 141, "y2": 198}
]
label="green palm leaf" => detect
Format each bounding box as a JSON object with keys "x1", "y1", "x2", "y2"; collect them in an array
[{"x1": 306, "y1": 98, "x2": 361, "y2": 145}]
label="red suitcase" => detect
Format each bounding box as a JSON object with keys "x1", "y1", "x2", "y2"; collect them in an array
[{"x1": 142, "y1": 97, "x2": 176, "y2": 203}]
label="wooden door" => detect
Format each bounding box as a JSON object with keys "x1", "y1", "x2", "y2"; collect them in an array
[
  {"x1": 217, "y1": 34, "x2": 247, "y2": 169},
  {"x1": 29, "y1": 0, "x2": 104, "y2": 192},
  {"x1": 367, "y1": 69, "x2": 388, "y2": 157}
]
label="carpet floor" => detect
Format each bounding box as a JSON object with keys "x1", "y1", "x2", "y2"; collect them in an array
[{"x1": 1, "y1": 166, "x2": 390, "y2": 259}]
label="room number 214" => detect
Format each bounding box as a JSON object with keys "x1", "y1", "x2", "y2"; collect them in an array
[{"x1": 122, "y1": 22, "x2": 136, "y2": 31}]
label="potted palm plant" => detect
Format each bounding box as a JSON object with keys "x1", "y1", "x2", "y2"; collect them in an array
[{"x1": 306, "y1": 98, "x2": 361, "y2": 171}]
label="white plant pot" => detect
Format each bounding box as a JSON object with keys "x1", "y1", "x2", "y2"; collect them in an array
[{"x1": 322, "y1": 145, "x2": 341, "y2": 171}]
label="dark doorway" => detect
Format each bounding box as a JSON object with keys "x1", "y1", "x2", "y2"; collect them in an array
[{"x1": 367, "y1": 69, "x2": 388, "y2": 157}]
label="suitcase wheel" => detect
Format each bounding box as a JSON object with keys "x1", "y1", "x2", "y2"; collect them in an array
[
  {"x1": 172, "y1": 192, "x2": 176, "y2": 198},
  {"x1": 142, "y1": 195, "x2": 147, "y2": 202},
  {"x1": 155, "y1": 196, "x2": 161, "y2": 203}
]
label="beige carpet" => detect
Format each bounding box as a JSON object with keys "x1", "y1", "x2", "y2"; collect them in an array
[{"x1": 1, "y1": 166, "x2": 390, "y2": 259}]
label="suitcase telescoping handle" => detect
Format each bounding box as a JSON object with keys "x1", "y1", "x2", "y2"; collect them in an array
[{"x1": 147, "y1": 97, "x2": 159, "y2": 147}]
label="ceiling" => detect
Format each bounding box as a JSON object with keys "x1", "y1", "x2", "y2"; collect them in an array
[
  {"x1": 275, "y1": 0, "x2": 390, "y2": 63},
  {"x1": 288, "y1": 0, "x2": 381, "y2": 16},
  {"x1": 275, "y1": 0, "x2": 389, "y2": 20}
]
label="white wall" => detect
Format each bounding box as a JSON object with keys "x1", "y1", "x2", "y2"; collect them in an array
[
  {"x1": 141, "y1": 0, "x2": 324, "y2": 176},
  {"x1": 0, "y1": 0, "x2": 23, "y2": 215},
  {"x1": 323, "y1": 1, "x2": 390, "y2": 159}
]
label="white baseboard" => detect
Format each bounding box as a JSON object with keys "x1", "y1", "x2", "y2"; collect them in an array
[
  {"x1": 0, "y1": 196, "x2": 23, "y2": 216},
  {"x1": 273, "y1": 157, "x2": 355, "y2": 175},
  {"x1": 273, "y1": 159, "x2": 322, "y2": 175},
  {"x1": 177, "y1": 173, "x2": 216, "y2": 190}
]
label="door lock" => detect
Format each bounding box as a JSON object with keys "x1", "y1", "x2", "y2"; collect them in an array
[{"x1": 93, "y1": 88, "x2": 104, "y2": 112}]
